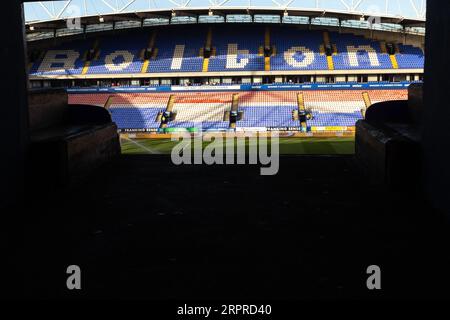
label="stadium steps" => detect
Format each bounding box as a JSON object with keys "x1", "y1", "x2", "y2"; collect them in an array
[
  {"x1": 229, "y1": 93, "x2": 239, "y2": 129},
  {"x1": 319, "y1": 44, "x2": 325, "y2": 55},
  {"x1": 103, "y1": 95, "x2": 115, "y2": 110},
  {"x1": 362, "y1": 92, "x2": 372, "y2": 108},
  {"x1": 150, "y1": 31, "x2": 157, "y2": 48},
  {"x1": 231, "y1": 93, "x2": 239, "y2": 113},
  {"x1": 380, "y1": 41, "x2": 388, "y2": 54},
  {"x1": 202, "y1": 59, "x2": 209, "y2": 72},
  {"x1": 264, "y1": 57, "x2": 270, "y2": 71},
  {"x1": 258, "y1": 46, "x2": 264, "y2": 56},
  {"x1": 264, "y1": 27, "x2": 271, "y2": 71},
  {"x1": 332, "y1": 44, "x2": 338, "y2": 55},
  {"x1": 141, "y1": 31, "x2": 157, "y2": 73},
  {"x1": 327, "y1": 56, "x2": 335, "y2": 70},
  {"x1": 141, "y1": 60, "x2": 150, "y2": 74},
  {"x1": 93, "y1": 39, "x2": 101, "y2": 60},
  {"x1": 82, "y1": 39, "x2": 99, "y2": 75},
  {"x1": 28, "y1": 49, "x2": 43, "y2": 72},
  {"x1": 160, "y1": 94, "x2": 175, "y2": 128},
  {"x1": 30, "y1": 50, "x2": 45, "y2": 72},
  {"x1": 297, "y1": 93, "x2": 306, "y2": 112},
  {"x1": 362, "y1": 92, "x2": 372, "y2": 118},
  {"x1": 323, "y1": 31, "x2": 338, "y2": 54},
  {"x1": 206, "y1": 27, "x2": 213, "y2": 49},
  {"x1": 81, "y1": 61, "x2": 91, "y2": 75},
  {"x1": 390, "y1": 54, "x2": 399, "y2": 69},
  {"x1": 166, "y1": 94, "x2": 175, "y2": 113},
  {"x1": 202, "y1": 27, "x2": 213, "y2": 72},
  {"x1": 156, "y1": 111, "x2": 163, "y2": 123},
  {"x1": 323, "y1": 31, "x2": 331, "y2": 47},
  {"x1": 265, "y1": 27, "x2": 270, "y2": 47},
  {"x1": 297, "y1": 92, "x2": 308, "y2": 131},
  {"x1": 387, "y1": 43, "x2": 400, "y2": 69},
  {"x1": 323, "y1": 31, "x2": 335, "y2": 70},
  {"x1": 152, "y1": 48, "x2": 159, "y2": 59}
]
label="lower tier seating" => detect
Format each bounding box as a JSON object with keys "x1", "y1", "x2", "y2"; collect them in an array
[
  {"x1": 109, "y1": 107, "x2": 164, "y2": 129},
  {"x1": 68, "y1": 89, "x2": 408, "y2": 130},
  {"x1": 237, "y1": 106, "x2": 299, "y2": 128}
]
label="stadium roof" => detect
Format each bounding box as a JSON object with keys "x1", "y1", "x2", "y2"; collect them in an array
[{"x1": 25, "y1": 1, "x2": 426, "y2": 40}]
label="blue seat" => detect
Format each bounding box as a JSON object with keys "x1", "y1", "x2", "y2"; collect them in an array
[{"x1": 30, "y1": 26, "x2": 425, "y2": 75}]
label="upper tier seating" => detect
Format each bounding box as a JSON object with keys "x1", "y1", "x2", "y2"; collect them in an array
[
  {"x1": 30, "y1": 39, "x2": 91, "y2": 75},
  {"x1": 270, "y1": 28, "x2": 328, "y2": 71},
  {"x1": 396, "y1": 44, "x2": 425, "y2": 69},
  {"x1": 87, "y1": 34, "x2": 146, "y2": 74},
  {"x1": 30, "y1": 25, "x2": 424, "y2": 76},
  {"x1": 331, "y1": 32, "x2": 393, "y2": 70},
  {"x1": 147, "y1": 27, "x2": 205, "y2": 73},
  {"x1": 208, "y1": 25, "x2": 264, "y2": 72}
]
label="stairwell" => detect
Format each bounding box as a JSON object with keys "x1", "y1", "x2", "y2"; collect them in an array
[
  {"x1": 323, "y1": 31, "x2": 335, "y2": 70},
  {"x1": 141, "y1": 31, "x2": 157, "y2": 73},
  {"x1": 82, "y1": 39, "x2": 99, "y2": 75}
]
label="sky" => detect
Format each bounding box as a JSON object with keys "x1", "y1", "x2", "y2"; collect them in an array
[{"x1": 24, "y1": 0, "x2": 426, "y2": 22}]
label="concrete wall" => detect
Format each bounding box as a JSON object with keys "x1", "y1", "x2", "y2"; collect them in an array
[
  {"x1": 28, "y1": 89, "x2": 67, "y2": 131},
  {"x1": 423, "y1": 2, "x2": 450, "y2": 216},
  {"x1": 1, "y1": 2, "x2": 29, "y2": 210}
]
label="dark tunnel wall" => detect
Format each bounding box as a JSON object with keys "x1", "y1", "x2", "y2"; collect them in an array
[
  {"x1": 0, "y1": 2, "x2": 29, "y2": 209},
  {"x1": 423, "y1": 2, "x2": 450, "y2": 217}
]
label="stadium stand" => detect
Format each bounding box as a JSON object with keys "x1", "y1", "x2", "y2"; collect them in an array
[
  {"x1": 304, "y1": 89, "x2": 407, "y2": 128},
  {"x1": 68, "y1": 89, "x2": 408, "y2": 131},
  {"x1": 304, "y1": 90, "x2": 365, "y2": 127},
  {"x1": 108, "y1": 93, "x2": 169, "y2": 130},
  {"x1": 330, "y1": 32, "x2": 393, "y2": 70},
  {"x1": 87, "y1": 34, "x2": 146, "y2": 74},
  {"x1": 147, "y1": 27, "x2": 205, "y2": 73},
  {"x1": 236, "y1": 91, "x2": 300, "y2": 128},
  {"x1": 208, "y1": 25, "x2": 265, "y2": 72},
  {"x1": 30, "y1": 26, "x2": 424, "y2": 76},
  {"x1": 30, "y1": 39, "x2": 91, "y2": 75},
  {"x1": 396, "y1": 44, "x2": 425, "y2": 69},
  {"x1": 270, "y1": 28, "x2": 328, "y2": 71},
  {"x1": 167, "y1": 92, "x2": 232, "y2": 129}
]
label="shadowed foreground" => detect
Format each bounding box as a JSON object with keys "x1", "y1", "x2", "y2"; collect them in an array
[{"x1": 21, "y1": 155, "x2": 450, "y2": 300}]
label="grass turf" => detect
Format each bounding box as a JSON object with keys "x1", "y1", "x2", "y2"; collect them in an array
[{"x1": 120, "y1": 137, "x2": 355, "y2": 155}]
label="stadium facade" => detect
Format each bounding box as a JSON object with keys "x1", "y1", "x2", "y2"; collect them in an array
[{"x1": 25, "y1": 3, "x2": 425, "y2": 133}]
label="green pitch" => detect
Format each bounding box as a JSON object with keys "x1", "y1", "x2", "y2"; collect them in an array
[{"x1": 120, "y1": 137, "x2": 355, "y2": 155}]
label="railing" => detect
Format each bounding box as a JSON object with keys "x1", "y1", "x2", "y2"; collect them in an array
[{"x1": 66, "y1": 81, "x2": 420, "y2": 94}]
